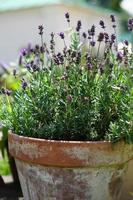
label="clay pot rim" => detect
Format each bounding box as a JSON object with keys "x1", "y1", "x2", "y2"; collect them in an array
[
  {"x1": 9, "y1": 131, "x2": 117, "y2": 145},
  {"x1": 8, "y1": 132, "x2": 133, "y2": 167}
]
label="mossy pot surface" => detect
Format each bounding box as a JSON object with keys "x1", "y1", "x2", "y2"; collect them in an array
[{"x1": 8, "y1": 132, "x2": 133, "y2": 200}]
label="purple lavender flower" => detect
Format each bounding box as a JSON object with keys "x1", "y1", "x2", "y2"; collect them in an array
[
  {"x1": 1, "y1": 88, "x2": 12, "y2": 95},
  {"x1": 18, "y1": 54, "x2": 22, "y2": 66},
  {"x1": 22, "y1": 49, "x2": 27, "y2": 56},
  {"x1": 38, "y1": 25, "x2": 44, "y2": 35},
  {"x1": 65, "y1": 12, "x2": 69, "y2": 19},
  {"x1": 110, "y1": 14, "x2": 115, "y2": 22},
  {"x1": 90, "y1": 40, "x2": 95, "y2": 47},
  {"x1": 117, "y1": 52, "x2": 123, "y2": 62},
  {"x1": 104, "y1": 33, "x2": 109, "y2": 43},
  {"x1": 128, "y1": 18, "x2": 133, "y2": 31},
  {"x1": 6, "y1": 89, "x2": 12, "y2": 96},
  {"x1": 22, "y1": 80, "x2": 28, "y2": 90},
  {"x1": 99, "y1": 20, "x2": 105, "y2": 29},
  {"x1": 27, "y1": 43, "x2": 32, "y2": 54},
  {"x1": 88, "y1": 25, "x2": 95, "y2": 36},
  {"x1": 40, "y1": 46, "x2": 45, "y2": 53},
  {"x1": 76, "y1": 20, "x2": 82, "y2": 32},
  {"x1": 35, "y1": 44, "x2": 40, "y2": 50},
  {"x1": 59, "y1": 32, "x2": 65, "y2": 39},
  {"x1": 124, "y1": 40, "x2": 129, "y2": 46},
  {"x1": 111, "y1": 34, "x2": 116, "y2": 43},
  {"x1": 13, "y1": 69, "x2": 17, "y2": 77},
  {"x1": 25, "y1": 63, "x2": 31, "y2": 71},
  {"x1": 82, "y1": 32, "x2": 87, "y2": 39},
  {"x1": 65, "y1": 12, "x2": 70, "y2": 23},
  {"x1": 97, "y1": 32, "x2": 104, "y2": 42},
  {"x1": 87, "y1": 63, "x2": 92, "y2": 70}
]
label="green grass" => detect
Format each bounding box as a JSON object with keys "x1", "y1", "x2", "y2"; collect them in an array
[{"x1": 0, "y1": 152, "x2": 11, "y2": 176}]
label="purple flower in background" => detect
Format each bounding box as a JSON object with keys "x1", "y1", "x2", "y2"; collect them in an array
[
  {"x1": 18, "y1": 54, "x2": 22, "y2": 66},
  {"x1": 97, "y1": 32, "x2": 104, "y2": 42},
  {"x1": 90, "y1": 40, "x2": 95, "y2": 47},
  {"x1": 128, "y1": 18, "x2": 133, "y2": 31},
  {"x1": 99, "y1": 20, "x2": 105, "y2": 29},
  {"x1": 111, "y1": 34, "x2": 116, "y2": 43},
  {"x1": 59, "y1": 32, "x2": 65, "y2": 39},
  {"x1": 38, "y1": 25, "x2": 44, "y2": 35},
  {"x1": 21, "y1": 49, "x2": 27, "y2": 56},
  {"x1": 1, "y1": 88, "x2": 12, "y2": 96},
  {"x1": 124, "y1": 40, "x2": 129, "y2": 46},
  {"x1": 65, "y1": 12, "x2": 70, "y2": 24},
  {"x1": 76, "y1": 20, "x2": 82, "y2": 32},
  {"x1": 104, "y1": 33, "x2": 109, "y2": 43},
  {"x1": 110, "y1": 14, "x2": 115, "y2": 22},
  {"x1": 65, "y1": 12, "x2": 69, "y2": 19},
  {"x1": 88, "y1": 25, "x2": 95, "y2": 36},
  {"x1": 13, "y1": 69, "x2": 17, "y2": 77},
  {"x1": 87, "y1": 63, "x2": 92, "y2": 70},
  {"x1": 22, "y1": 80, "x2": 28, "y2": 90},
  {"x1": 117, "y1": 52, "x2": 123, "y2": 62},
  {"x1": 82, "y1": 32, "x2": 87, "y2": 39}
]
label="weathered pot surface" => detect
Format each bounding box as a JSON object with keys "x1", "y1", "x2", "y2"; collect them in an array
[{"x1": 8, "y1": 132, "x2": 133, "y2": 200}]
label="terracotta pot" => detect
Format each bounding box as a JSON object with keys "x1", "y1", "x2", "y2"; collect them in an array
[{"x1": 8, "y1": 132, "x2": 133, "y2": 200}]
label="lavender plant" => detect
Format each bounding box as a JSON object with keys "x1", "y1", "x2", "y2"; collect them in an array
[{"x1": 1, "y1": 13, "x2": 133, "y2": 142}]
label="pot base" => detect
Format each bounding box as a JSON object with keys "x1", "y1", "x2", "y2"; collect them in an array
[{"x1": 16, "y1": 159, "x2": 127, "y2": 200}]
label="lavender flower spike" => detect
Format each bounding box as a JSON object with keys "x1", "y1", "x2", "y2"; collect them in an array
[{"x1": 59, "y1": 32, "x2": 65, "y2": 39}]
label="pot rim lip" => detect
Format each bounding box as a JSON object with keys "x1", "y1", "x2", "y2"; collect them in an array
[{"x1": 9, "y1": 131, "x2": 123, "y2": 145}]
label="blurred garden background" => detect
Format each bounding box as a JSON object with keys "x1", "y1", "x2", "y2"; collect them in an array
[{"x1": 0, "y1": 0, "x2": 133, "y2": 199}]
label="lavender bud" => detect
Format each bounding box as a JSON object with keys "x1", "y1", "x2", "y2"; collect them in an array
[
  {"x1": 76, "y1": 20, "x2": 82, "y2": 32},
  {"x1": 6, "y1": 89, "x2": 12, "y2": 96},
  {"x1": 128, "y1": 18, "x2": 133, "y2": 25},
  {"x1": 40, "y1": 46, "x2": 45, "y2": 53},
  {"x1": 110, "y1": 14, "x2": 115, "y2": 22},
  {"x1": 22, "y1": 49, "x2": 27, "y2": 56},
  {"x1": 22, "y1": 80, "x2": 27, "y2": 90},
  {"x1": 18, "y1": 54, "x2": 22, "y2": 66},
  {"x1": 111, "y1": 34, "x2": 116, "y2": 43},
  {"x1": 87, "y1": 63, "x2": 92, "y2": 70},
  {"x1": 117, "y1": 52, "x2": 123, "y2": 62},
  {"x1": 97, "y1": 32, "x2": 104, "y2": 42},
  {"x1": 112, "y1": 24, "x2": 116, "y2": 28},
  {"x1": 82, "y1": 32, "x2": 87, "y2": 39},
  {"x1": 104, "y1": 33, "x2": 109, "y2": 43},
  {"x1": 65, "y1": 12, "x2": 69, "y2": 19},
  {"x1": 90, "y1": 40, "x2": 95, "y2": 47},
  {"x1": 1, "y1": 88, "x2": 12, "y2": 95},
  {"x1": 13, "y1": 69, "x2": 17, "y2": 76},
  {"x1": 59, "y1": 32, "x2": 65, "y2": 39},
  {"x1": 88, "y1": 25, "x2": 95, "y2": 36},
  {"x1": 25, "y1": 63, "x2": 31, "y2": 71},
  {"x1": 99, "y1": 20, "x2": 105, "y2": 29},
  {"x1": 35, "y1": 44, "x2": 40, "y2": 50},
  {"x1": 38, "y1": 25, "x2": 44, "y2": 35},
  {"x1": 124, "y1": 40, "x2": 129, "y2": 46}
]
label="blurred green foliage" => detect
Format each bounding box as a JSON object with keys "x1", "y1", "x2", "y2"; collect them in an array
[{"x1": 86, "y1": 0, "x2": 122, "y2": 11}]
